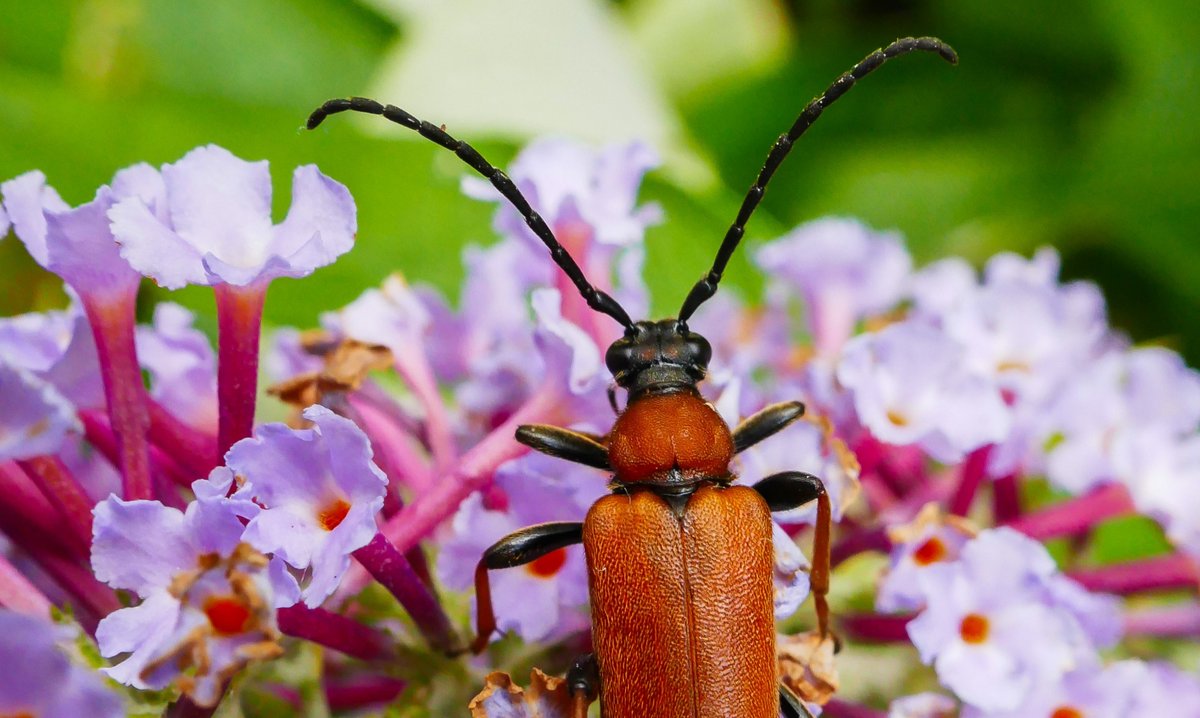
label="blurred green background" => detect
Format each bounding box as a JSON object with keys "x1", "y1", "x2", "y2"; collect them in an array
[{"x1": 1, "y1": 0, "x2": 1197, "y2": 362}]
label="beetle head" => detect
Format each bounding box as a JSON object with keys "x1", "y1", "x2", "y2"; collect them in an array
[{"x1": 605, "y1": 319, "x2": 711, "y2": 393}]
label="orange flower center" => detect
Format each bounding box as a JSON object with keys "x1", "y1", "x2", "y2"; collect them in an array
[
  {"x1": 886, "y1": 409, "x2": 910, "y2": 427},
  {"x1": 318, "y1": 498, "x2": 352, "y2": 531},
  {"x1": 912, "y1": 536, "x2": 948, "y2": 565},
  {"x1": 1050, "y1": 707, "x2": 1084, "y2": 718},
  {"x1": 525, "y1": 548, "x2": 567, "y2": 578},
  {"x1": 204, "y1": 595, "x2": 253, "y2": 635},
  {"x1": 959, "y1": 613, "x2": 990, "y2": 644}
]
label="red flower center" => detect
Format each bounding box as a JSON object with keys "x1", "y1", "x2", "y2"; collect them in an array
[
  {"x1": 912, "y1": 536, "x2": 948, "y2": 565},
  {"x1": 318, "y1": 498, "x2": 352, "y2": 531},
  {"x1": 1050, "y1": 707, "x2": 1084, "y2": 718},
  {"x1": 204, "y1": 595, "x2": 253, "y2": 635},
  {"x1": 525, "y1": 548, "x2": 567, "y2": 578},
  {"x1": 959, "y1": 613, "x2": 990, "y2": 644}
]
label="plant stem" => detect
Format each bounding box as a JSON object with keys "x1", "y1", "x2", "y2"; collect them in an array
[
  {"x1": 276, "y1": 605, "x2": 391, "y2": 660},
  {"x1": 353, "y1": 533, "x2": 459, "y2": 654},
  {"x1": 215, "y1": 282, "x2": 267, "y2": 457}
]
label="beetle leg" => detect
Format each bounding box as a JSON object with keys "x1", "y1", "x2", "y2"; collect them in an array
[
  {"x1": 779, "y1": 684, "x2": 816, "y2": 718},
  {"x1": 516, "y1": 424, "x2": 610, "y2": 469},
  {"x1": 471, "y1": 522, "x2": 584, "y2": 653},
  {"x1": 752, "y1": 471, "x2": 834, "y2": 639},
  {"x1": 566, "y1": 653, "x2": 600, "y2": 717},
  {"x1": 731, "y1": 401, "x2": 806, "y2": 453}
]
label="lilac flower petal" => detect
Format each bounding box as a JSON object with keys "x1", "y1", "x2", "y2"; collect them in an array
[
  {"x1": 773, "y1": 522, "x2": 812, "y2": 619},
  {"x1": 163, "y1": 145, "x2": 274, "y2": 269},
  {"x1": 96, "y1": 590, "x2": 183, "y2": 689},
  {"x1": 91, "y1": 498, "x2": 193, "y2": 595},
  {"x1": 136, "y1": 302, "x2": 218, "y2": 431},
  {"x1": 888, "y1": 693, "x2": 957, "y2": 718},
  {"x1": 0, "y1": 361, "x2": 78, "y2": 460},
  {"x1": 531, "y1": 288, "x2": 603, "y2": 395},
  {"x1": 113, "y1": 145, "x2": 356, "y2": 288},
  {"x1": 270, "y1": 164, "x2": 357, "y2": 275},
  {"x1": 109, "y1": 194, "x2": 208, "y2": 289},
  {"x1": 1, "y1": 170, "x2": 70, "y2": 265},
  {"x1": 111, "y1": 162, "x2": 166, "y2": 215},
  {"x1": 228, "y1": 406, "x2": 387, "y2": 604},
  {"x1": 0, "y1": 611, "x2": 123, "y2": 718}
]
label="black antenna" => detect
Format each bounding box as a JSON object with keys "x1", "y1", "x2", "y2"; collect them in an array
[
  {"x1": 307, "y1": 98, "x2": 635, "y2": 330},
  {"x1": 678, "y1": 36, "x2": 958, "y2": 322}
]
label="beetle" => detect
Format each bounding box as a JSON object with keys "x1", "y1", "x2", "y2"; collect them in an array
[{"x1": 308, "y1": 35, "x2": 957, "y2": 718}]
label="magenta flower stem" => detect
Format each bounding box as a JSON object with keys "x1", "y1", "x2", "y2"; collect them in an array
[
  {"x1": 0, "y1": 508, "x2": 119, "y2": 624},
  {"x1": 392, "y1": 345, "x2": 457, "y2": 472},
  {"x1": 272, "y1": 676, "x2": 406, "y2": 711},
  {"x1": 1123, "y1": 604, "x2": 1200, "y2": 637},
  {"x1": 81, "y1": 288, "x2": 152, "y2": 500},
  {"x1": 0, "y1": 462, "x2": 85, "y2": 558},
  {"x1": 353, "y1": 532, "x2": 459, "y2": 654},
  {"x1": 838, "y1": 612, "x2": 915, "y2": 643},
  {"x1": 147, "y1": 397, "x2": 219, "y2": 477},
  {"x1": 823, "y1": 698, "x2": 887, "y2": 718},
  {"x1": 949, "y1": 446, "x2": 990, "y2": 516},
  {"x1": 1068, "y1": 553, "x2": 1199, "y2": 594},
  {"x1": 17, "y1": 456, "x2": 94, "y2": 556},
  {"x1": 383, "y1": 385, "x2": 563, "y2": 553},
  {"x1": 991, "y1": 472, "x2": 1021, "y2": 523},
  {"x1": 81, "y1": 409, "x2": 189, "y2": 505},
  {"x1": 831, "y1": 526, "x2": 891, "y2": 568},
  {"x1": 347, "y1": 393, "x2": 433, "y2": 494},
  {"x1": 1005, "y1": 482, "x2": 1135, "y2": 540},
  {"x1": 276, "y1": 605, "x2": 392, "y2": 660},
  {"x1": 0, "y1": 552, "x2": 52, "y2": 618},
  {"x1": 324, "y1": 677, "x2": 407, "y2": 710},
  {"x1": 215, "y1": 281, "x2": 268, "y2": 457}
]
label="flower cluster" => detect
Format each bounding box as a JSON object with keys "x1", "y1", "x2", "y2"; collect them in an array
[{"x1": 0, "y1": 133, "x2": 1196, "y2": 718}]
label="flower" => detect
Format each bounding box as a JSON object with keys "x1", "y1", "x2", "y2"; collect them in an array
[
  {"x1": 837, "y1": 321, "x2": 1010, "y2": 463},
  {"x1": 0, "y1": 610, "x2": 124, "y2": 718},
  {"x1": 889, "y1": 692, "x2": 958, "y2": 718},
  {"x1": 0, "y1": 361, "x2": 78, "y2": 460},
  {"x1": 227, "y1": 405, "x2": 388, "y2": 607},
  {"x1": 91, "y1": 470, "x2": 298, "y2": 705},
  {"x1": 136, "y1": 302, "x2": 218, "y2": 432},
  {"x1": 1, "y1": 169, "x2": 151, "y2": 300},
  {"x1": 438, "y1": 451, "x2": 605, "y2": 645},
  {"x1": 108, "y1": 145, "x2": 356, "y2": 289},
  {"x1": 877, "y1": 505, "x2": 975, "y2": 613},
  {"x1": 756, "y1": 217, "x2": 911, "y2": 354}
]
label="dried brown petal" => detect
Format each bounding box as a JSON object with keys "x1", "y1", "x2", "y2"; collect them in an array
[{"x1": 778, "y1": 630, "x2": 839, "y2": 706}]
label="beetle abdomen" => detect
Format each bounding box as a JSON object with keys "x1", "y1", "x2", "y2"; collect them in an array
[{"x1": 584, "y1": 485, "x2": 776, "y2": 718}]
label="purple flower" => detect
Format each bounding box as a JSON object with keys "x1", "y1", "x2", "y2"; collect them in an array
[
  {"x1": 0, "y1": 611, "x2": 124, "y2": 718},
  {"x1": 227, "y1": 405, "x2": 388, "y2": 607},
  {"x1": 136, "y1": 302, "x2": 218, "y2": 432},
  {"x1": 109, "y1": 145, "x2": 356, "y2": 289},
  {"x1": 905, "y1": 529, "x2": 1088, "y2": 711},
  {"x1": 91, "y1": 470, "x2": 298, "y2": 705},
  {"x1": 756, "y1": 218, "x2": 911, "y2": 354},
  {"x1": 1041, "y1": 348, "x2": 1200, "y2": 495},
  {"x1": 1122, "y1": 660, "x2": 1200, "y2": 715},
  {"x1": 2, "y1": 171, "x2": 143, "y2": 299},
  {"x1": 463, "y1": 137, "x2": 662, "y2": 250},
  {"x1": 0, "y1": 361, "x2": 78, "y2": 460},
  {"x1": 438, "y1": 451, "x2": 605, "y2": 645},
  {"x1": 889, "y1": 693, "x2": 958, "y2": 718},
  {"x1": 961, "y1": 662, "x2": 1135, "y2": 718},
  {"x1": 877, "y1": 504, "x2": 975, "y2": 613},
  {"x1": 837, "y1": 321, "x2": 1010, "y2": 463}
]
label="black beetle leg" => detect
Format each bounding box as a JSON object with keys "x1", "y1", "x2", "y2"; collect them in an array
[
  {"x1": 471, "y1": 522, "x2": 583, "y2": 653},
  {"x1": 732, "y1": 401, "x2": 805, "y2": 453}
]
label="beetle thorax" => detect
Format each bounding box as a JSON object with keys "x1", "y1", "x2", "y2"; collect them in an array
[{"x1": 607, "y1": 388, "x2": 734, "y2": 486}]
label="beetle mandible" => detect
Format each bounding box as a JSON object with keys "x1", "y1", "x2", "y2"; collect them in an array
[{"x1": 308, "y1": 35, "x2": 957, "y2": 718}]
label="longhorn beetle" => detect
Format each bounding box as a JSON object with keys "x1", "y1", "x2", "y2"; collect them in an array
[{"x1": 309, "y1": 36, "x2": 957, "y2": 718}]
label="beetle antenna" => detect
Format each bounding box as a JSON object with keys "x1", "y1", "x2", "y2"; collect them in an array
[
  {"x1": 307, "y1": 98, "x2": 635, "y2": 329},
  {"x1": 677, "y1": 36, "x2": 958, "y2": 322}
]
